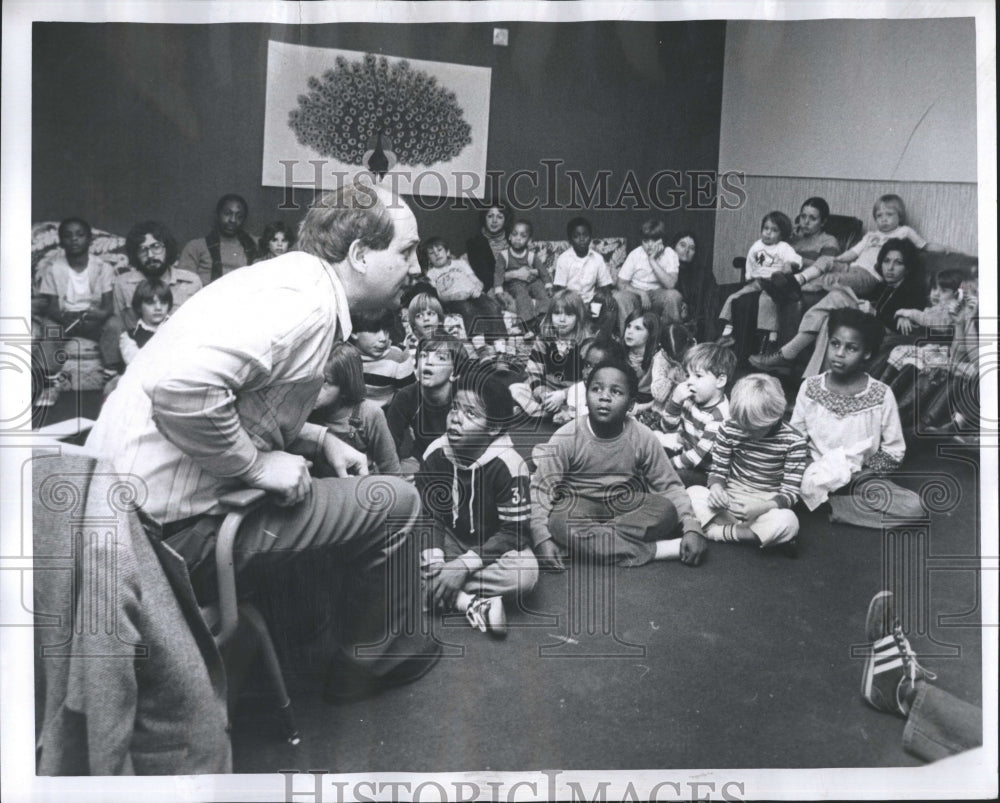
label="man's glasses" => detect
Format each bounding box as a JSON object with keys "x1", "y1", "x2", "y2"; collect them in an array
[{"x1": 139, "y1": 242, "x2": 166, "y2": 256}]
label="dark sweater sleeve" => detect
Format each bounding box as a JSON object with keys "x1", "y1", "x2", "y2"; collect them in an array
[
  {"x1": 385, "y1": 385, "x2": 418, "y2": 452},
  {"x1": 478, "y1": 458, "x2": 531, "y2": 560}
]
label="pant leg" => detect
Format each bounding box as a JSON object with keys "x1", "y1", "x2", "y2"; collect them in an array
[
  {"x1": 526, "y1": 279, "x2": 551, "y2": 319},
  {"x1": 903, "y1": 683, "x2": 983, "y2": 762},
  {"x1": 547, "y1": 493, "x2": 677, "y2": 567},
  {"x1": 169, "y1": 475, "x2": 428, "y2": 674},
  {"x1": 686, "y1": 485, "x2": 717, "y2": 528},
  {"x1": 465, "y1": 549, "x2": 539, "y2": 599},
  {"x1": 823, "y1": 266, "x2": 881, "y2": 296},
  {"x1": 613, "y1": 289, "x2": 641, "y2": 324},
  {"x1": 649, "y1": 289, "x2": 687, "y2": 325},
  {"x1": 746, "y1": 506, "x2": 799, "y2": 546},
  {"x1": 507, "y1": 281, "x2": 535, "y2": 324},
  {"x1": 99, "y1": 314, "x2": 125, "y2": 368},
  {"x1": 757, "y1": 290, "x2": 779, "y2": 332},
  {"x1": 719, "y1": 282, "x2": 760, "y2": 323},
  {"x1": 828, "y1": 477, "x2": 925, "y2": 528}
]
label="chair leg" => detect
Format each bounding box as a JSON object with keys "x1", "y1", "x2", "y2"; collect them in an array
[{"x1": 240, "y1": 603, "x2": 301, "y2": 745}]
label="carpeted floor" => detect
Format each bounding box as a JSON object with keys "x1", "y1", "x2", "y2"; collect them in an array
[
  {"x1": 228, "y1": 426, "x2": 984, "y2": 773},
  {"x1": 41, "y1": 389, "x2": 982, "y2": 771}
]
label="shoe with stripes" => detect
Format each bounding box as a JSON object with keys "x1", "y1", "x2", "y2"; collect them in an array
[
  {"x1": 861, "y1": 591, "x2": 936, "y2": 716},
  {"x1": 465, "y1": 595, "x2": 507, "y2": 638}
]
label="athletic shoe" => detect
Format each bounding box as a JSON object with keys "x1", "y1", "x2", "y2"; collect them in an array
[
  {"x1": 861, "y1": 591, "x2": 936, "y2": 716},
  {"x1": 749, "y1": 350, "x2": 794, "y2": 373},
  {"x1": 465, "y1": 595, "x2": 508, "y2": 638}
]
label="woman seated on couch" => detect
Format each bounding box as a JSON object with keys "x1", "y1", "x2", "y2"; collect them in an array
[{"x1": 750, "y1": 238, "x2": 927, "y2": 378}]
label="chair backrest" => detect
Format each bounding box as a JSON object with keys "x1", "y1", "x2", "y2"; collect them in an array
[{"x1": 824, "y1": 214, "x2": 865, "y2": 253}]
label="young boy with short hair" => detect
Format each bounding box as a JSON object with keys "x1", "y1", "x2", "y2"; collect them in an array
[
  {"x1": 422, "y1": 236, "x2": 484, "y2": 302},
  {"x1": 531, "y1": 359, "x2": 708, "y2": 570},
  {"x1": 657, "y1": 342, "x2": 736, "y2": 484},
  {"x1": 385, "y1": 332, "x2": 466, "y2": 468},
  {"x1": 687, "y1": 373, "x2": 808, "y2": 556},
  {"x1": 350, "y1": 307, "x2": 416, "y2": 408},
  {"x1": 417, "y1": 366, "x2": 539, "y2": 636},
  {"x1": 552, "y1": 217, "x2": 614, "y2": 305}
]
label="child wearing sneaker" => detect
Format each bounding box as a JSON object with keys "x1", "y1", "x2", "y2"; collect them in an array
[
  {"x1": 417, "y1": 367, "x2": 539, "y2": 637},
  {"x1": 687, "y1": 374, "x2": 807, "y2": 555},
  {"x1": 862, "y1": 590, "x2": 982, "y2": 761},
  {"x1": 657, "y1": 342, "x2": 736, "y2": 486},
  {"x1": 790, "y1": 308, "x2": 925, "y2": 528},
  {"x1": 531, "y1": 359, "x2": 708, "y2": 570}
]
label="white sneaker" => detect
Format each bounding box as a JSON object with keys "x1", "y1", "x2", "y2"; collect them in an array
[{"x1": 465, "y1": 596, "x2": 508, "y2": 638}]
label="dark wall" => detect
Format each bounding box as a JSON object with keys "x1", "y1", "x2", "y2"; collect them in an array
[{"x1": 33, "y1": 21, "x2": 725, "y2": 263}]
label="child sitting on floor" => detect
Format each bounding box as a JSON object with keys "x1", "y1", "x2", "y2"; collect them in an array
[
  {"x1": 493, "y1": 219, "x2": 553, "y2": 326},
  {"x1": 622, "y1": 309, "x2": 659, "y2": 412},
  {"x1": 790, "y1": 308, "x2": 925, "y2": 528},
  {"x1": 637, "y1": 323, "x2": 696, "y2": 432},
  {"x1": 310, "y1": 342, "x2": 401, "y2": 475},
  {"x1": 422, "y1": 236, "x2": 484, "y2": 302},
  {"x1": 385, "y1": 332, "x2": 466, "y2": 471},
  {"x1": 119, "y1": 279, "x2": 171, "y2": 365},
  {"x1": 657, "y1": 342, "x2": 736, "y2": 486},
  {"x1": 350, "y1": 307, "x2": 415, "y2": 408},
  {"x1": 687, "y1": 373, "x2": 808, "y2": 556},
  {"x1": 509, "y1": 289, "x2": 588, "y2": 419},
  {"x1": 717, "y1": 211, "x2": 800, "y2": 348},
  {"x1": 530, "y1": 359, "x2": 708, "y2": 570},
  {"x1": 417, "y1": 366, "x2": 538, "y2": 636}
]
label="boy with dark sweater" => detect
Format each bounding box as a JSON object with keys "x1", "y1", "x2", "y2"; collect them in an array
[
  {"x1": 417, "y1": 367, "x2": 538, "y2": 636},
  {"x1": 385, "y1": 333, "x2": 465, "y2": 469},
  {"x1": 531, "y1": 359, "x2": 708, "y2": 570}
]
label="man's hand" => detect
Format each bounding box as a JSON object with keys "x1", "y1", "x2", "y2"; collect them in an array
[
  {"x1": 707, "y1": 483, "x2": 730, "y2": 509},
  {"x1": 535, "y1": 538, "x2": 566, "y2": 571},
  {"x1": 896, "y1": 316, "x2": 914, "y2": 335},
  {"x1": 679, "y1": 531, "x2": 707, "y2": 566},
  {"x1": 322, "y1": 432, "x2": 369, "y2": 477},
  {"x1": 242, "y1": 450, "x2": 313, "y2": 506},
  {"x1": 427, "y1": 558, "x2": 470, "y2": 610},
  {"x1": 639, "y1": 291, "x2": 652, "y2": 311}
]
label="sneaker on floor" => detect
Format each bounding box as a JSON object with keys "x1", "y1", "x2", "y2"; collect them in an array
[
  {"x1": 324, "y1": 639, "x2": 443, "y2": 704},
  {"x1": 861, "y1": 590, "x2": 937, "y2": 717},
  {"x1": 465, "y1": 595, "x2": 507, "y2": 638},
  {"x1": 749, "y1": 350, "x2": 794, "y2": 374}
]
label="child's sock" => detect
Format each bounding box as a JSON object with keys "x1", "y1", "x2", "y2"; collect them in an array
[
  {"x1": 767, "y1": 331, "x2": 778, "y2": 342},
  {"x1": 720, "y1": 323, "x2": 733, "y2": 338},
  {"x1": 653, "y1": 538, "x2": 682, "y2": 560},
  {"x1": 453, "y1": 590, "x2": 474, "y2": 613}
]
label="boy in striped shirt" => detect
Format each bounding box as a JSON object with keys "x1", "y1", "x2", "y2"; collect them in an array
[
  {"x1": 350, "y1": 307, "x2": 415, "y2": 408},
  {"x1": 687, "y1": 373, "x2": 807, "y2": 557},
  {"x1": 416, "y1": 366, "x2": 538, "y2": 637},
  {"x1": 657, "y1": 342, "x2": 736, "y2": 486}
]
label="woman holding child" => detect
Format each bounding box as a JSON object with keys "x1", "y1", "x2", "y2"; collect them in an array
[{"x1": 751, "y1": 238, "x2": 926, "y2": 377}]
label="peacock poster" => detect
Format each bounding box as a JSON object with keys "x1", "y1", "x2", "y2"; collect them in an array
[{"x1": 263, "y1": 41, "x2": 491, "y2": 197}]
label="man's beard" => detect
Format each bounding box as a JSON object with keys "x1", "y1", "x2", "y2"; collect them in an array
[{"x1": 141, "y1": 260, "x2": 167, "y2": 278}]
